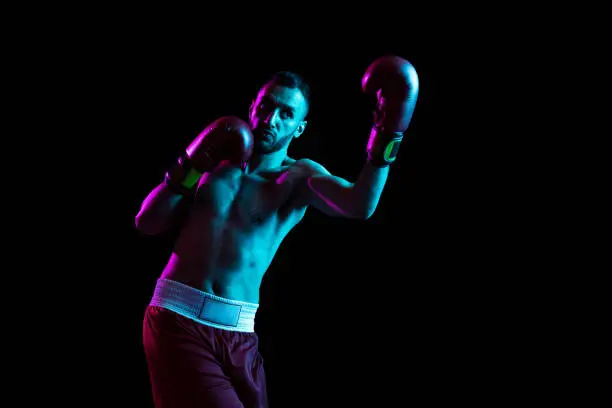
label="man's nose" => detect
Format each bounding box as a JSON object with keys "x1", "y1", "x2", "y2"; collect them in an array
[{"x1": 264, "y1": 110, "x2": 279, "y2": 127}]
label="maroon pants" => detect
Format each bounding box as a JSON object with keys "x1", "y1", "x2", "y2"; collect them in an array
[{"x1": 143, "y1": 305, "x2": 268, "y2": 408}]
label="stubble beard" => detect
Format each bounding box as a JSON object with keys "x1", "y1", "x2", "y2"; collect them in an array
[{"x1": 254, "y1": 132, "x2": 294, "y2": 155}]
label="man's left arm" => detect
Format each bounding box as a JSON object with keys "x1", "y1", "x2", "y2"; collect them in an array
[
  {"x1": 300, "y1": 55, "x2": 419, "y2": 219},
  {"x1": 299, "y1": 160, "x2": 389, "y2": 219}
]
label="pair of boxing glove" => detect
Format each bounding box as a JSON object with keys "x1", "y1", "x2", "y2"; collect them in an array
[{"x1": 164, "y1": 55, "x2": 419, "y2": 195}]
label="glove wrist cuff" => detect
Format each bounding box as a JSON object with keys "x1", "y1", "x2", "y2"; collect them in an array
[
  {"x1": 164, "y1": 154, "x2": 203, "y2": 195},
  {"x1": 366, "y1": 126, "x2": 404, "y2": 167}
]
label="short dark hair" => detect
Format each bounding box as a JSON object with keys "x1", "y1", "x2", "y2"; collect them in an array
[{"x1": 265, "y1": 71, "x2": 311, "y2": 116}]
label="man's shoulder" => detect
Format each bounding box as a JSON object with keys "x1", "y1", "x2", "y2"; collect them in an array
[{"x1": 288, "y1": 157, "x2": 331, "y2": 176}]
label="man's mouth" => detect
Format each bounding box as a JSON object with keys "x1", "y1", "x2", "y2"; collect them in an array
[{"x1": 257, "y1": 129, "x2": 274, "y2": 141}]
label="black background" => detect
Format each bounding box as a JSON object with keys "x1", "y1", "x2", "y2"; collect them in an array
[{"x1": 14, "y1": 14, "x2": 552, "y2": 406}]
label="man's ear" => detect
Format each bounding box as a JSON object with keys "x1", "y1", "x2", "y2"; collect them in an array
[{"x1": 294, "y1": 121, "x2": 307, "y2": 138}]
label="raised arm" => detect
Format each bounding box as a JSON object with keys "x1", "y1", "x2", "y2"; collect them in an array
[
  {"x1": 294, "y1": 160, "x2": 386, "y2": 219},
  {"x1": 135, "y1": 116, "x2": 254, "y2": 235},
  {"x1": 135, "y1": 181, "x2": 192, "y2": 236},
  {"x1": 302, "y1": 56, "x2": 419, "y2": 219}
]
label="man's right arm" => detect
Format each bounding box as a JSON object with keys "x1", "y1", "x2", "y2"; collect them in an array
[
  {"x1": 134, "y1": 181, "x2": 192, "y2": 236},
  {"x1": 134, "y1": 116, "x2": 255, "y2": 236}
]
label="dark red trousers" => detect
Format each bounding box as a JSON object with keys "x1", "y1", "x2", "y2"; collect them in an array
[{"x1": 143, "y1": 305, "x2": 268, "y2": 408}]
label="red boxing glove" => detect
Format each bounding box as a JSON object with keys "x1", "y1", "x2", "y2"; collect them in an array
[
  {"x1": 362, "y1": 55, "x2": 419, "y2": 166},
  {"x1": 186, "y1": 116, "x2": 254, "y2": 171},
  {"x1": 165, "y1": 116, "x2": 254, "y2": 194}
]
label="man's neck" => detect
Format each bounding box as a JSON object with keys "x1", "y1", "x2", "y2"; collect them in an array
[{"x1": 246, "y1": 148, "x2": 289, "y2": 174}]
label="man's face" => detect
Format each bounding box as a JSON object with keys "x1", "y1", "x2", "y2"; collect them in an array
[{"x1": 249, "y1": 83, "x2": 308, "y2": 154}]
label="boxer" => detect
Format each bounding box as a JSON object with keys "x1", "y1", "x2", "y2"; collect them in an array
[{"x1": 137, "y1": 57, "x2": 419, "y2": 407}]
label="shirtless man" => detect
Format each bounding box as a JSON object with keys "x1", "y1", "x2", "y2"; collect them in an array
[{"x1": 137, "y1": 56, "x2": 419, "y2": 408}]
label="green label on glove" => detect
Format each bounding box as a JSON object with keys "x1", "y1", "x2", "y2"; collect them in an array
[
  {"x1": 383, "y1": 139, "x2": 402, "y2": 163},
  {"x1": 180, "y1": 167, "x2": 204, "y2": 189}
]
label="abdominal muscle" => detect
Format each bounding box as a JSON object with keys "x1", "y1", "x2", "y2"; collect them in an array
[
  {"x1": 159, "y1": 167, "x2": 306, "y2": 304},
  {"x1": 161, "y1": 218, "x2": 281, "y2": 304}
]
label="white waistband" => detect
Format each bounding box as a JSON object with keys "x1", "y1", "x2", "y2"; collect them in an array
[{"x1": 149, "y1": 279, "x2": 259, "y2": 332}]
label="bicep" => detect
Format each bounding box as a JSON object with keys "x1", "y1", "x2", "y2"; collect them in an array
[{"x1": 298, "y1": 161, "x2": 356, "y2": 217}]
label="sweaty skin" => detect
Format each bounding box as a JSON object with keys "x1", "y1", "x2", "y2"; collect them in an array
[{"x1": 138, "y1": 83, "x2": 391, "y2": 304}]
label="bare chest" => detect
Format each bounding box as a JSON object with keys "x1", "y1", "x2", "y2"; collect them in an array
[{"x1": 195, "y1": 167, "x2": 303, "y2": 226}]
